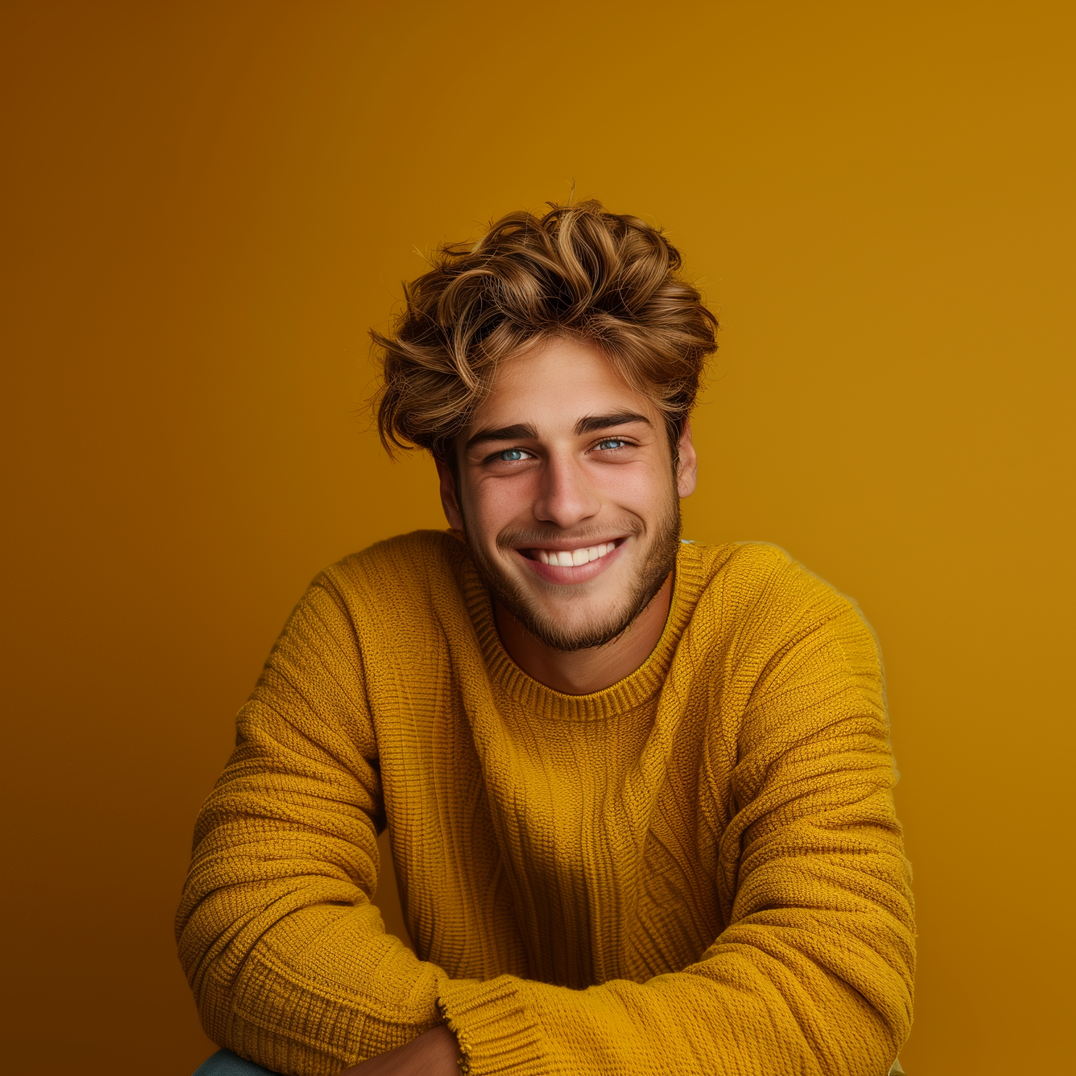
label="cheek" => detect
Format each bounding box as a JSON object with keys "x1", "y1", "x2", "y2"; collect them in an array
[
  {"x1": 465, "y1": 478, "x2": 532, "y2": 537},
  {"x1": 599, "y1": 464, "x2": 671, "y2": 512}
]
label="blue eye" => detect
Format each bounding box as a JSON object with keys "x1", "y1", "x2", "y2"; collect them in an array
[
  {"x1": 597, "y1": 438, "x2": 627, "y2": 450},
  {"x1": 499, "y1": 449, "x2": 525, "y2": 462}
]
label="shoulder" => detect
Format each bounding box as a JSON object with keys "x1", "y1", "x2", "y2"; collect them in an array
[
  {"x1": 678, "y1": 539, "x2": 881, "y2": 672},
  {"x1": 327, "y1": 528, "x2": 468, "y2": 583},
  {"x1": 681, "y1": 538, "x2": 848, "y2": 610},
  {"x1": 305, "y1": 529, "x2": 474, "y2": 631},
  {"x1": 679, "y1": 543, "x2": 889, "y2": 774},
  {"x1": 316, "y1": 527, "x2": 471, "y2": 600}
]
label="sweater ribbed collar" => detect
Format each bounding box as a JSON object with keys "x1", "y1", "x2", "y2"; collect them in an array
[{"x1": 454, "y1": 536, "x2": 708, "y2": 721}]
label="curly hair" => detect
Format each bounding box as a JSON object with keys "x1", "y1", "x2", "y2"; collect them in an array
[{"x1": 372, "y1": 200, "x2": 718, "y2": 460}]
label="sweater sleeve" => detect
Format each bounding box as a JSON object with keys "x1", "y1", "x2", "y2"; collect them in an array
[
  {"x1": 175, "y1": 572, "x2": 465, "y2": 1076},
  {"x1": 436, "y1": 587, "x2": 915, "y2": 1076}
]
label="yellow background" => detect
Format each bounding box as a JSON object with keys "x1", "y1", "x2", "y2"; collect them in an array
[{"x1": 3, "y1": 2, "x2": 1073, "y2": 1073}]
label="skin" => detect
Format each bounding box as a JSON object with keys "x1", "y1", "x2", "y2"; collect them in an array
[
  {"x1": 339, "y1": 1025, "x2": 460, "y2": 1075},
  {"x1": 438, "y1": 335, "x2": 697, "y2": 695},
  {"x1": 340, "y1": 337, "x2": 697, "y2": 1073}
]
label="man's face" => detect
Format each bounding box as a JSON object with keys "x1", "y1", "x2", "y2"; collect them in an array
[{"x1": 437, "y1": 337, "x2": 697, "y2": 652}]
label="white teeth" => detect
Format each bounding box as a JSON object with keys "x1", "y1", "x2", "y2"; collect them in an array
[{"x1": 533, "y1": 542, "x2": 616, "y2": 566}]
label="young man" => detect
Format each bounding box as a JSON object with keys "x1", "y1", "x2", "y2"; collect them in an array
[{"x1": 178, "y1": 202, "x2": 914, "y2": 1076}]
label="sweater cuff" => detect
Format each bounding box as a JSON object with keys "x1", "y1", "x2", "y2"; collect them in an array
[{"x1": 437, "y1": 975, "x2": 546, "y2": 1075}]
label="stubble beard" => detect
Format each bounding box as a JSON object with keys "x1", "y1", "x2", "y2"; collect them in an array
[{"x1": 463, "y1": 494, "x2": 682, "y2": 654}]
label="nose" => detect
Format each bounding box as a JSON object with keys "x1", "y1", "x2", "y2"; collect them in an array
[{"x1": 532, "y1": 451, "x2": 601, "y2": 530}]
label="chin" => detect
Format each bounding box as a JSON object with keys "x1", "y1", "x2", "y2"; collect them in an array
[
  {"x1": 500, "y1": 576, "x2": 663, "y2": 652},
  {"x1": 464, "y1": 497, "x2": 682, "y2": 655},
  {"x1": 528, "y1": 612, "x2": 627, "y2": 653}
]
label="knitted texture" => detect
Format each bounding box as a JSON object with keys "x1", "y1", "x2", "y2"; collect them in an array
[{"x1": 176, "y1": 531, "x2": 915, "y2": 1076}]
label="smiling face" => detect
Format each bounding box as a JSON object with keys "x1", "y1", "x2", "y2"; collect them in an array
[{"x1": 437, "y1": 336, "x2": 697, "y2": 655}]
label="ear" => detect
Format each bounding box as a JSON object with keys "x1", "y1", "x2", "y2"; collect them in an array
[
  {"x1": 675, "y1": 419, "x2": 698, "y2": 499},
  {"x1": 434, "y1": 455, "x2": 465, "y2": 531}
]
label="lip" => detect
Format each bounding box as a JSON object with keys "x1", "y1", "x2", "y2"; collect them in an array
[{"x1": 514, "y1": 538, "x2": 626, "y2": 585}]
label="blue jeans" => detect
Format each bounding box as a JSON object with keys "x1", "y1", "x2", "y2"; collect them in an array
[
  {"x1": 192, "y1": 1045, "x2": 906, "y2": 1075},
  {"x1": 193, "y1": 1050, "x2": 281, "y2": 1076}
]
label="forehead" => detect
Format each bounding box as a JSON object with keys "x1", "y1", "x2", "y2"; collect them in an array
[{"x1": 467, "y1": 337, "x2": 657, "y2": 431}]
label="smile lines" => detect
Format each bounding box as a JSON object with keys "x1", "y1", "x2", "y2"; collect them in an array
[{"x1": 529, "y1": 541, "x2": 618, "y2": 567}]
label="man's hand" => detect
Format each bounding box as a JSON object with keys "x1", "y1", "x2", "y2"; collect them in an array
[{"x1": 340, "y1": 1025, "x2": 461, "y2": 1075}]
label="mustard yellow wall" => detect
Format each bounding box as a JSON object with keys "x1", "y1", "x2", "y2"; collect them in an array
[{"x1": 3, "y1": 3, "x2": 1073, "y2": 1073}]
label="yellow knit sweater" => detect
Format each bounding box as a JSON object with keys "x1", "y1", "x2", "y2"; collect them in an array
[{"x1": 176, "y1": 530, "x2": 914, "y2": 1076}]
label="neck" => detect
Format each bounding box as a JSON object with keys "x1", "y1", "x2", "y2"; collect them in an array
[{"x1": 493, "y1": 574, "x2": 674, "y2": 695}]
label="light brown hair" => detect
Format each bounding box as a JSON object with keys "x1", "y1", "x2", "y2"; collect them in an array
[{"x1": 373, "y1": 200, "x2": 718, "y2": 460}]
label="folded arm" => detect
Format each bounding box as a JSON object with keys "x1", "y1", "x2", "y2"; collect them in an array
[
  {"x1": 176, "y1": 575, "x2": 463, "y2": 1076},
  {"x1": 436, "y1": 598, "x2": 915, "y2": 1075},
  {"x1": 177, "y1": 565, "x2": 914, "y2": 1076}
]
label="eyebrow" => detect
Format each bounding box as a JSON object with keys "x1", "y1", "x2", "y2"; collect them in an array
[
  {"x1": 464, "y1": 423, "x2": 539, "y2": 452},
  {"x1": 465, "y1": 413, "x2": 653, "y2": 453},
  {"x1": 574, "y1": 412, "x2": 653, "y2": 436}
]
